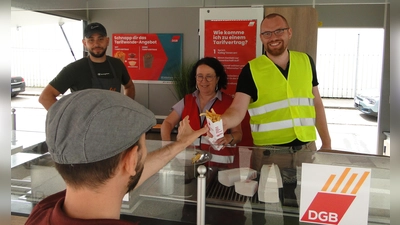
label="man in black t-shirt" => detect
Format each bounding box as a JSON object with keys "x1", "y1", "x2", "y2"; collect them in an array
[{"x1": 39, "y1": 22, "x2": 135, "y2": 110}]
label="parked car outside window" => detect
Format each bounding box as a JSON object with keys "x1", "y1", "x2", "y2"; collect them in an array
[
  {"x1": 354, "y1": 89, "x2": 380, "y2": 117},
  {"x1": 11, "y1": 76, "x2": 26, "y2": 97}
]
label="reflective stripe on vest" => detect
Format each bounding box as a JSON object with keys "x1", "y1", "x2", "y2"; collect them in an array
[
  {"x1": 248, "y1": 51, "x2": 316, "y2": 145},
  {"x1": 211, "y1": 154, "x2": 234, "y2": 164},
  {"x1": 200, "y1": 137, "x2": 236, "y2": 164},
  {"x1": 250, "y1": 118, "x2": 315, "y2": 132},
  {"x1": 248, "y1": 98, "x2": 314, "y2": 117}
]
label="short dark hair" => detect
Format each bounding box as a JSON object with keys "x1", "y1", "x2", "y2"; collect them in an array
[
  {"x1": 188, "y1": 57, "x2": 228, "y2": 90},
  {"x1": 262, "y1": 13, "x2": 290, "y2": 27},
  {"x1": 55, "y1": 142, "x2": 138, "y2": 189}
]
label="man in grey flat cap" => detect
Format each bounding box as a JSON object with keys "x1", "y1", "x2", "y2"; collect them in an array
[{"x1": 26, "y1": 89, "x2": 207, "y2": 225}]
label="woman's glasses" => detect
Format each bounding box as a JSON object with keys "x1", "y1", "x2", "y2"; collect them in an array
[{"x1": 196, "y1": 75, "x2": 216, "y2": 82}]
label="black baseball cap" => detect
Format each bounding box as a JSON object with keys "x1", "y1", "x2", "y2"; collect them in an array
[{"x1": 84, "y1": 22, "x2": 107, "y2": 38}]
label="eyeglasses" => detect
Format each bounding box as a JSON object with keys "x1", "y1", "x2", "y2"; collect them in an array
[
  {"x1": 260, "y1": 28, "x2": 289, "y2": 38},
  {"x1": 196, "y1": 75, "x2": 216, "y2": 82}
]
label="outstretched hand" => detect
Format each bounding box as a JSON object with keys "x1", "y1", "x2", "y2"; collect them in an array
[
  {"x1": 318, "y1": 144, "x2": 332, "y2": 151},
  {"x1": 177, "y1": 116, "x2": 208, "y2": 146},
  {"x1": 214, "y1": 134, "x2": 231, "y2": 146}
]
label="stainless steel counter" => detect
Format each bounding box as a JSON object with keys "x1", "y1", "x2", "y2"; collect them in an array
[{"x1": 11, "y1": 138, "x2": 390, "y2": 225}]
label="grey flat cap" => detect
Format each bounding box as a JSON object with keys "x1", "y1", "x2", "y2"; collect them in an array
[{"x1": 46, "y1": 89, "x2": 156, "y2": 164}]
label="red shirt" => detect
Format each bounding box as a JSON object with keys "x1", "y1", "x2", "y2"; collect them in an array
[{"x1": 25, "y1": 190, "x2": 137, "y2": 225}]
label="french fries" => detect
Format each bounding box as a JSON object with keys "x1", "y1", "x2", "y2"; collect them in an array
[
  {"x1": 192, "y1": 153, "x2": 202, "y2": 164},
  {"x1": 199, "y1": 108, "x2": 221, "y2": 123},
  {"x1": 200, "y1": 108, "x2": 224, "y2": 150}
]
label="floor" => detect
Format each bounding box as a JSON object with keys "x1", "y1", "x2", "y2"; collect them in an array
[{"x1": 11, "y1": 215, "x2": 27, "y2": 225}]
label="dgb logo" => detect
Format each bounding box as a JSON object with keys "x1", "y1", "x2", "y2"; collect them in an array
[{"x1": 301, "y1": 167, "x2": 370, "y2": 225}]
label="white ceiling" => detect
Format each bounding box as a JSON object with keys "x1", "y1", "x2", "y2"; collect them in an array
[{"x1": 11, "y1": 7, "x2": 79, "y2": 28}]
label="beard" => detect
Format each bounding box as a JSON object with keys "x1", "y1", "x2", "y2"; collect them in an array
[
  {"x1": 88, "y1": 47, "x2": 107, "y2": 58},
  {"x1": 126, "y1": 163, "x2": 144, "y2": 192},
  {"x1": 266, "y1": 39, "x2": 287, "y2": 56},
  {"x1": 126, "y1": 145, "x2": 145, "y2": 192}
]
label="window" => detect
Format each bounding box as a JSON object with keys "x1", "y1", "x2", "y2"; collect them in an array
[{"x1": 316, "y1": 28, "x2": 384, "y2": 98}]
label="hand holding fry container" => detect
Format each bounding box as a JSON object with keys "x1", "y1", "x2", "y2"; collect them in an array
[{"x1": 200, "y1": 108, "x2": 224, "y2": 150}]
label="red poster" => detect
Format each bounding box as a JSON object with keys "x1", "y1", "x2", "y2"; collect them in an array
[
  {"x1": 112, "y1": 33, "x2": 183, "y2": 81},
  {"x1": 204, "y1": 20, "x2": 257, "y2": 95}
]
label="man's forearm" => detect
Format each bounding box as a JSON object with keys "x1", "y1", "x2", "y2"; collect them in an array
[
  {"x1": 312, "y1": 87, "x2": 331, "y2": 149},
  {"x1": 124, "y1": 87, "x2": 135, "y2": 99},
  {"x1": 222, "y1": 107, "x2": 244, "y2": 130},
  {"x1": 124, "y1": 81, "x2": 135, "y2": 99},
  {"x1": 221, "y1": 93, "x2": 250, "y2": 132},
  {"x1": 43, "y1": 99, "x2": 57, "y2": 111},
  {"x1": 160, "y1": 123, "x2": 173, "y2": 141},
  {"x1": 39, "y1": 95, "x2": 58, "y2": 111},
  {"x1": 137, "y1": 116, "x2": 207, "y2": 187},
  {"x1": 316, "y1": 113, "x2": 331, "y2": 149},
  {"x1": 39, "y1": 85, "x2": 62, "y2": 111},
  {"x1": 139, "y1": 141, "x2": 187, "y2": 186},
  {"x1": 314, "y1": 99, "x2": 331, "y2": 149}
]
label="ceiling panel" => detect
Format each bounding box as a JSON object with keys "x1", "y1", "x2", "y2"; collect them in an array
[
  {"x1": 11, "y1": 0, "x2": 388, "y2": 11},
  {"x1": 11, "y1": 7, "x2": 79, "y2": 27}
]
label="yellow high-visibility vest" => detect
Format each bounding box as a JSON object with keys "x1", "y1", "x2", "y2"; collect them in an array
[{"x1": 248, "y1": 51, "x2": 316, "y2": 146}]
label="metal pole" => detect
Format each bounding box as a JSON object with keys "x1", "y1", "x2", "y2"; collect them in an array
[
  {"x1": 11, "y1": 108, "x2": 17, "y2": 145},
  {"x1": 197, "y1": 165, "x2": 206, "y2": 225},
  {"x1": 11, "y1": 108, "x2": 16, "y2": 130},
  {"x1": 59, "y1": 22, "x2": 76, "y2": 61},
  {"x1": 354, "y1": 33, "x2": 360, "y2": 98}
]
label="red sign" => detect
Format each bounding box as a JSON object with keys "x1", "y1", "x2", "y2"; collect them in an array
[
  {"x1": 301, "y1": 192, "x2": 356, "y2": 224},
  {"x1": 300, "y1": 166, "x2": 371, "y2": 225},
  {"x1": 112, "y1": 33, "x2": 182, "y2": 81},
  {"x1": 204, "y1": 20, "x2": 257, "y2": 95}
]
